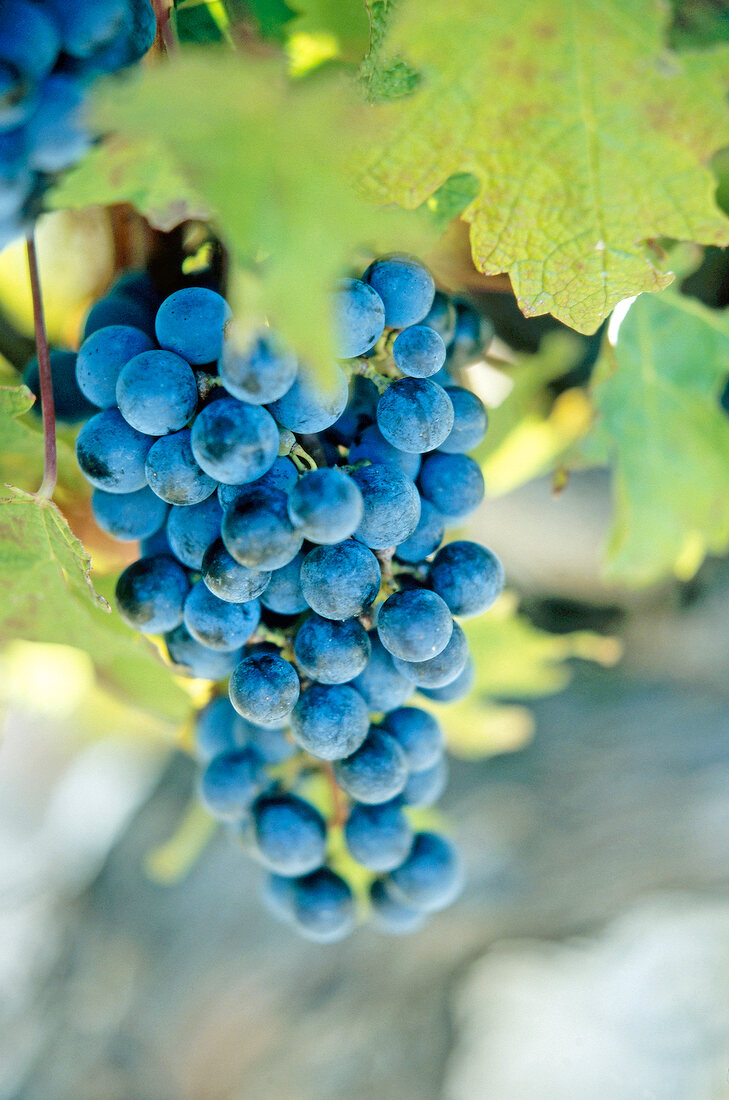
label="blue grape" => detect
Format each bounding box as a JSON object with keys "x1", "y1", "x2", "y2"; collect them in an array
[
  {"x1": 290, "y1": 683, "x2": 369, "y2": 760},
  {"x1": 155, "y1": 287, "x2": 232, "y2": 365},
  {"x1": 115, "y1": 554, "x2": 189, "y2": 634},
  {"x1": 198, "y1": 748, "x2": 264, "y2": 821},
  {"x1": 395, "y1": 498, "x2": 444, "y2": 563},
  {"x1": 217, "y1": 456, "x2": 298, "y2": 509},
  {"x1": 348, "y1": 424, "x2": 421, "y2": 481},
  {"x1": 364, "y1": 255, "x2": 435, "y2": 329},
  {"x1": 191, "y1": 397, "x2": 279, "y2": 485},
  {"x1": 195, "y1": 696, "x2": 247, "y2": 762},
  {"x1": 79, "y1": 0, "x2": 156, "y2": 72},
  {"x1": 165, "y1": 623, "x2": 241, "y2": 680},
  {"x1": 26, "y1": 75, "x2": 88, "y2": 172},
  {"x1": 351, "y1": 464, "x2": 420, "y2": 550},
  {"x1": 387, "y1": 831, "x2": 463, "y2": 912},
  {"x1": 418, "y1": 655, "x2": 475, "y2": 703},
  {"x1": 92, "y1": 486, "x2": 168, "y2": 541},
  {"x1": 76, "y1": 408, "x2": 155, "y2": 493},
  {"x1": 380, "y1": 707, "x2": 443, "y2": 771},
  {"x1": 344, "y1": 800, "x2": 413, "y2": 872},
  {"x1": 429, "y1": 541, "x2": 505, "y2": 617},
  {"x1": 116, "y1": 350, "x2": 198, "y2": 436},
  {"x1": 251, "y1": 793, "x2": 326, "y2": 876},
  {"x1": 377, "y1": 588, "x2": 452, "y2": 662},
  {"x1": 260, "y1": 551, "x2": 308, "y2": 615},
  {"x1": 333, "y1": 278, "x2": 385, "y2": 357},
  {"x1": 219, "y1": 330, "x2": 297, "y2": 404},
  {"x1": 221, "y1": 487, "x2": 304, "y2": 570},
  {"x1": 401, "y1": 757, "x2": 449, "y2": 808},
  {"x1": 376, "y1": 377, "x2": 454, "y2": 454},
  {"x1": 422, "y1": 291, "x2": 456, "y2": 345},
  {"x1": 369, "y1": 878, "x2": 425, "y2": 935},
  {"x1": 439, "y1": 387, "x2": 488, "y2": 453},
  {"x1": 299, "y1": 540, "x2": 380, "y2": 620},
  {"x1": 447, "y1": 302, "x2": 493, "y2": 369},
  {"x1": 245, "y1": 722, "x2": 297, "y2": 764},
  {"x1": 294, "y1": 614, "x2": 371, "y2": 685},
  {"x1": 108, "y1": 269, "x2": 160, "y2": 308},
  {"x1": 418, "y1": 453, "x2": 485, "y2": 519},
  {"x1": 328, "y1": 376, "x2": 379, "y2": 444},
  {"x1": 230, "y1": 653, "x2": 300, "y2": 723},
  {"x1": 290, "y1": 867, "x2": 355, "y2": 943},
  {"x1": 45, "y1": 0, "x2": 124, "y2": 58},
  {"x1": 140, "y1": 526, "x2": 172, "y2": 557},
  {"x1": 333, "y1": 728, "x2": 408, "y2": 805},
  {"x1": 392, "y1": 325, "x2": 446, "y2": 378},
  {"x1": 262, "y1": 872, "x2": 296, "y2": 922},
  {"x1": 166, "y1": 495, "x2": 223, "y2": 569},
  {"x1": 145, "y1": 429, "x2": 217, "y2": 506},
  {"x1": 0, "y1": 2, "x2": 60, "y2": 80},
  {"x1": 83, "y1": 294, "x2": 157, "y2": 340},
  {"x1": 287, "y1": 468, "x2": 363, "y2": 544},
  {"x1": 76, "y1": 325, "x2": 154, "y2": 409},
  {"x1": 392, "y1": 621, "x2": 468, "y2": 688},
  {"x1": 24, "y1": 348, "x2": 95, "y2": 422},
  {"x1": 268, "y1": 365, "x2": 348, "y2": 433},
  {"x1": 351, "y1": 633, "x2": 413, "y2": 713},
  {"x1": 183, "y1": 581, "x2": 260, "y2": 651},
  {"x1": 202, "y1": 538, "x2": 271, "y2": 603}
]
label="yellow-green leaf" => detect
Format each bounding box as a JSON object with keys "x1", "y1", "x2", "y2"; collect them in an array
[{"x1": 362, "y1": 0, "x2": 729, "y2": 333}]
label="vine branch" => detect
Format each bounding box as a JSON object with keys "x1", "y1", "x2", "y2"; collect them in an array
[{"x1": 26, "y1": 234, "x2": 56, "y2": 499}]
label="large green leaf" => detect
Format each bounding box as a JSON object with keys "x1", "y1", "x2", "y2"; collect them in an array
[
  {"x1": 583, "y1": 292, "x2": 729, "y2": 585},
  {"x1": 362, "y1": 0, "x2": 729, "y2": 334}
]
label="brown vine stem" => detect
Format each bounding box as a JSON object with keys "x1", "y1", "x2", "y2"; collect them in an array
[
  {"x1": 152, "y1": 0, "x2": 178, "y2": 55},
  {"x1": 26, "y1": 234, "x2": 56, "y2": 499}
]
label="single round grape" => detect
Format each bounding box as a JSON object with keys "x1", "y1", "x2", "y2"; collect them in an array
[
  {"x1": 80, "y1": 0, "x2": 156, "y2": 72},
  {"x1": 230, "y1": 653, "x2": 300, "y2": 724},
  {"x1": 395, "y1": 498, "x2": 444, "y2": 563},
  {"x1": 116, "y1": 349, "x2": 198, "y2": 436},
  {"x1": 222, "y1": 487, "x2": 304, "y2": 570},
  {"x1": 76, "y1": 324, "x2": 154, "y2": 408},
  {"x1": 344, "y1": 800, "x2": 413, "y2": 873},
  {"x1": 333, "y1": 728, "x2": 408, "y2": 805},
  {"x1": 183, "y1": 581, "x2": 260, "y2": 651},
  {"x1": 418, "y1": 655, "x2": 475, "y2": 703},
  {"x1": 44, "y1": 0, "x2": 125, "y2": 58},
  {"x1": 376, "y1": 377, "x2": 454, "y2": 454},
  {"x1": 0, "y1": 1, "x2": 60, "y2": 80},
  {"x1": 24, "y1": 349, "x2": 95, "y2": 422},
  {"x1": 202, "y1": 538, "x2": 271, "y2": 603},
  {"x1": 198, "y1": 747, "x2": 264, "y2": 821},
  {"x1": 392, "y1": 621, "x2": 468, "y2": 688},
  {"x1": 348, "y1": 424, "x2": 421, "y2": 481},
  {"x1": 439, "y1": 387, "x2": 488, "y2": 454},
  {"x1": 251, "y1": 793, "x2": 326, "y2": 877},
  {"x1": 267, "y1": 365, "x2": 348, "y2": 433},
  {"x1": 380, "y1": 706, "x2": 443, "y2": 771},
  {"x1": 108, "y1": 270, "x2": 160, "y2": 308},
  {"x1": 191, "y1": 397, "x2": 279, "y2": 485},
  {"x1": 164, "y1": 623, "x2": 241, "y2": 680},
  {"x1": 83, "y1": 293, "x2": 156, "y2": 340},
  {"x1": 287, "y1": 468, "x2": 363, "y2": 545},
  {"x1": 76, "y1": 408, "x2": 155, "y2": 493},
  {"x1": 392, "y1": 325, "x2": 446, "y2": 378},
  {"x1": 364, "y1": 255, "x2": 435, "y2": 329},
  {"x1": 422, "y1": 291, "x2": 457, "y2": 345},
  {"x1": 401, "y1": 757, "x2": 449, "y2": 808},
  {"x1": 92, "y1": 486, "x2": 168, "y2": 541},
  {"x1": 351, "y1": 464, "x2": 421, "y2": 550},
  {"x1": 195, "y1": 696, "x2": 247, "y2": 762},
  {"x1": 217, "y1": 456, "x2": 298, "y2": 509},
  {"x1": 290, "y1": 868, "x2": 355, "y2": 943},
  {"x1": 26, "y1": 74, "x2": 89, "y2": 174},
  {"x1": 294, "y1": 614, "x2": 371, "y2": 685},
  {"x1": 220, "y1": 329, "x2": 298, "y2": 404},
  {"x1": 333, "y1": 278, "x2": 386, "y2": 358},
  {"x1": 369, "y1": 878, "x2": 426, "y2": 935},
  {"x1": 155, "y1": 287, "x2": 232, "y2": 365},
  {"x1": 260, "y1": 551, "x2": 308, "y2": 614},
  {"x1": 299, "y1": 541, "x2": 380, "y2": 620},
  {"x1": 351, "y1": 633, "x2": 413, "y2": 713},
  {"x1": 166, "y1": 495, "x2": 223, "y2": 569},
  {"x1": 290, "y1": 683, "x2": 369, "y2": 760},
  {"x1": 377, "y1": 588, "x2": 452, "y2": 662},
  {"x1": 115, "y1": 554, "x2": 189, "y2": 634},
  {"x1": 145, "y1": 429, "x2": 217, "y2": 506},
  {"x1": 418, "y1": 453, "x2": 485, "y2": 519},
  {"x1": 429, "y1": 541, "x2": 505, "y2": 617},
  {"x1": 387, "y1": 831, "x2": 463, "y2": 913}
]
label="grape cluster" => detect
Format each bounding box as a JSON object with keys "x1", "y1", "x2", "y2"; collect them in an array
[
  {"x1": 0, "y1": 0, "x2": 156, "y2": 247},
  {"x1": 74, "y1": 253, "x2": 505, "y2": 942}
]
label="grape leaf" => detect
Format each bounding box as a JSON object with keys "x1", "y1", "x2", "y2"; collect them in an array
[
  {"x1": 285, "y1": 0, "x2": 370, "y2": 62},
  {"x1": 362, "y1": 0, "x2": 729, "y2": 333},
  {"x1": 0, "y1": 383, "x2": 86, "y2": 502},
  {"x1": 582, "y1": 292, "x2": 729, "y2": 585},
  {"x1": 359, "y1": 0, "x2": 419, "y2": 102}
]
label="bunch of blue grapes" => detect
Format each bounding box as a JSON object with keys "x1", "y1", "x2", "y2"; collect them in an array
[
  {"x1": 0, "y1": 0, "x2": 156, "y2": 247},
  {"x1": 73, "y1": 253, "x2": 505, "y2": 942}
]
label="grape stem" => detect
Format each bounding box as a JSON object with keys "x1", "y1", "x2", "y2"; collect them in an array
[
  {"x1": 290, "y1": 443, "x2": 317, "y2": 472},
  {"x1": 152, "y1": 0, "x2": 177, "y2": 54},
  {"x1": 322, "y1": 761, "x2": 348, "y2": 827},
  {"x1": 26, "y1": 234, "x2": 56, "y2": 500}
]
